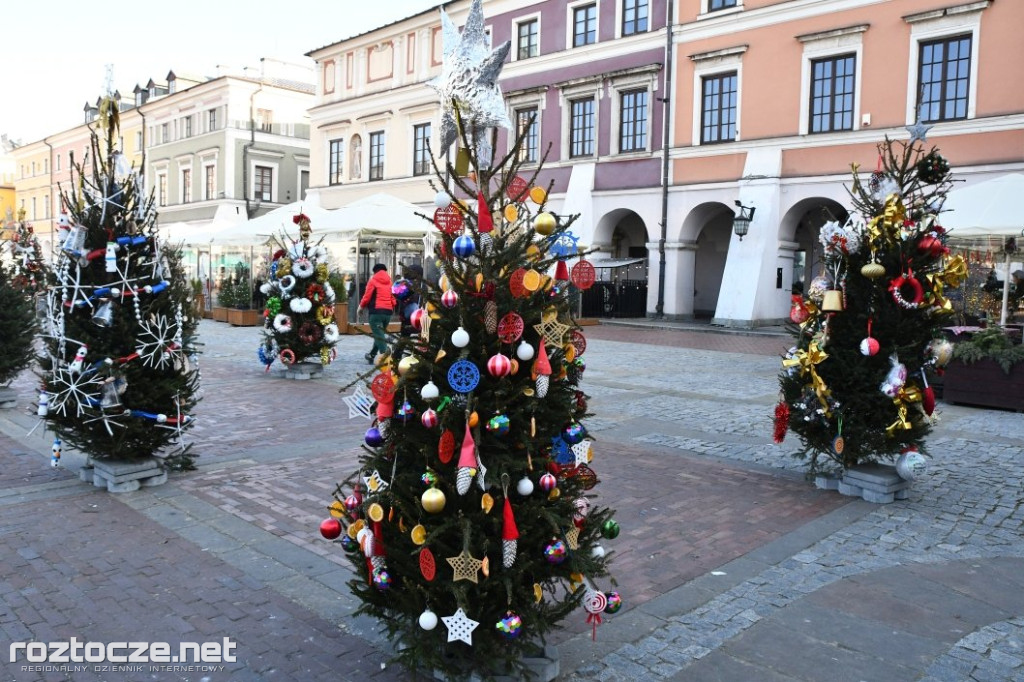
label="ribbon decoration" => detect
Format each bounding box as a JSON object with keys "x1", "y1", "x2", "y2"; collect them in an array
[
  {"x1": 781, "y1": 340, "x2": 832, "y2": 414},
  {"x1": 886, "y1": 383, "x2": 923, "y2": 436},
  {"x1": 867, "y1": 194, "x2": 906, "y2": 248},
  {"x1": 937, "y1": 254, "x2": 968, "y2": 289},
  {"x1": 923, "y1": 273, "x2": 954, "y2": 314}
]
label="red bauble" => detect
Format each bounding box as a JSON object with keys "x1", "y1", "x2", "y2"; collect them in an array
[
  {"x1": 319, "y1": 518, "x2": 343, "y2": 540},
  {"x1": 539, "y1": 472, "x2": 557, "y2": 492},
  {"x1": 438, "y1": 429, "x2": 456, "y2": 464},
  {"x1": 571, "y1": 260, "x2": 596, "y2": 290},
  {"x1": 410, "y1": 308, "x2": 426, "y2": 330},
  {"x1": 923, "y1": 386, "x2": 936, "y2": 415},
  {"x1": 497, "y1": 313, "x2": 525, "y2": 343},
  {"x1": 506, "y1": 176, "x2": 529, "y2": 203},
  {"x1": 860, "y1": 337, "x2": 880, "y2": 356},
  {"x1": 487, "y1": 353, "x2": 512, "y2": 377},
  {"x1": 441, "y1": 289, "x2": 459, "y2": 308},
  {"x1": 433, "y1": 205, "x2": 464, "y2": 234},
  {"x1": 371, "y1": 373, "x2": 396, "y2": 401}
]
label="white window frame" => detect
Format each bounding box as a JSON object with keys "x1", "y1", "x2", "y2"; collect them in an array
[
  {"x1": 700, "y1": 0, "x2": 743, "y2": 17},
  {"x1": 798, "y1": 25, "x2": 866, "y2": 136},
  {"x1": 567, "y1": 1, "x2": 599, "y2": 50},
  {"x1": 690, "y1": 46, "x2": 746, "y2": 146},
  {"x1": 559, "y1": 80, "x2": 602, "y2": 160},
  {"x1": 202, "y1": 162, "x2": 217, "y2": 201},
  {"x1": 904, "y1": 2, "x2": 986, "y2": 125},
  {"x1": 506, "y1": 88, "x2": 546, "y2": 165},
  {"x1": 251, "y1": 160, "x2": 279, "y2": 203},
  {"x1": 412, "y1": 121, "x2": 433, "y2": 176},
  {"x1": 156, "y1": 172, "x2": 168, "y2": 207},
  {"x1": 296, "y1": 165, "x2": 309, "y2": 202},
  {"x1": 514, "y1": 13, "x2": 541, "y2": 61},
  {"x1": 177, "y1": 158, "x2": 194, "y2": 204},
  {"x1": 609, "y1": 69, "x2": 658, "y2": 155},
  {"x1": 617, "y1": 0, "x2": 650, "y2": 39}
]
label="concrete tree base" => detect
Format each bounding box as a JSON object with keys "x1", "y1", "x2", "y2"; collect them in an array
[
  {"x1": 281, "y1": 362, "x2": 325, "y2": 380},
  {"x1": 839, "y1": 463, "x2": 911, "y2": 504},
  {"x1": 80, "y1": 458, "x2": 167, "y2": 493},
  {"x1": 0, "y1": 387, "x2": 17, "y2": 409}
]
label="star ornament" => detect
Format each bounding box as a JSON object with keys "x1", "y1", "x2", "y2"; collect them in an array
[
  {"x1": 447, "y1": 549, "x2": 484, "y2": 583},
  {"x1": 442, "y1": 608, "x2": 480, "y2": 645},
  {"x1": 534, "y1": 318, "x2": 571, "y2": 347},
  {"x1": 428, "y1": 0, "x2": 513, "y2": 156},
  {"x1": 906, "y1": 106, "x2": 933, "y2": 144}
]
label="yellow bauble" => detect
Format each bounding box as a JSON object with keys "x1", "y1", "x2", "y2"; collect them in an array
[
  {"x1": 534, "y1": 212, "x2": 556, "y2": 236},
  {"x1": 398, "y1": 355, "x2": 419, "y2": 376},
  {"x1": 861, "y1": 262, "x2": 886, "y2": 280},
  {"x1": 421, "y1": 488, "x2": 447, "y2": 513}
]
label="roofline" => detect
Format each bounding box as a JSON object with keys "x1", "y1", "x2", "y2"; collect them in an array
[{"x1": 305, "y1": 1, "x2": 458, "y2": 59}]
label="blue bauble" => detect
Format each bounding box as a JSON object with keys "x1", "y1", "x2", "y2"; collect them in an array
[
  {"x1": 392, "y1": 278, "x2": 412, "y2": 301},
  {"x1": 453, "y1": 234, "x2": 476, "y2": 259},
  {"x1": 365, "y1": 426, "x2": 385, "y2": 447},
  {"x1": 397, "y1": 400, "x2": 416, "y2": 422},
  {"x1": 561, "y1": 421, "x2": 586, "y2": 445},
  {"x1": 340, "y1": 535, "x2": 358, "y2": 552}
]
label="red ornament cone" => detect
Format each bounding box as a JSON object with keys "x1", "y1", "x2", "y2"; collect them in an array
[
  {"x1": 477, "y1": 192, "x2": 493, "y2": 233},
  {"x1": 456, "y1": 423, "x2": 477, "y2": 495},
  {"x1": 502, "y1": 498, "x2": 519, "y2": 568},
  {"x1": 555, "y1": 260, "x2": 569, "y2": 281}
]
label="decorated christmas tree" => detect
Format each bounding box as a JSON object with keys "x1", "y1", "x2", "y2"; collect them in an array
[
  {"x1": 6, "y1": 208, "x2": 48, "y2": 295},
  {"x1": 321, "y1": 2, "x2": 619, "y2": 678},
  {"x1": 0, "y1": 257, "x2": 37, "y2": 387},
  {"x1": 258, "y1": 213, "x2": 341, "y2": 370},
  {"x1": 38, "y1": 98, "x2": 200, "y2": 470},
  {"x1": 776, "y1": 122, "x2": 965, "y2": 476}
]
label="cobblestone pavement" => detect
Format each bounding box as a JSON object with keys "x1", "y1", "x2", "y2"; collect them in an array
[{"x1": 0, "y1": 318, "x2": 1021, "y2": 681}]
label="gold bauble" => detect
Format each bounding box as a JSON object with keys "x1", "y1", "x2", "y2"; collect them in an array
[
  {"x1": 398, "y1": 355, "x2": 419, "y2": 376},
  {"x1": 861, "y1": 262, "x2": 886, "y2": 280},
  {"x1": 534, "y1": 212, "x2": 556, "y2": 236},
  {"x1": 421, "y1": 487, "x2": 447, "y2": 514}
]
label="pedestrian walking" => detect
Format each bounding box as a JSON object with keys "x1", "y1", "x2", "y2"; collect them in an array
[{"x1": 357, "y1": 263, "x2": 395, "y2": 364}]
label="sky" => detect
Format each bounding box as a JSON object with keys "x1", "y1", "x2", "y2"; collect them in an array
[{"x1": 1, "y1": 0, "x2": 442, "y2": 145}]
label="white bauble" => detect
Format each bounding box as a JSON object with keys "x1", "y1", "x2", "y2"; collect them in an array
[
  {"x1": 896, "y1": 450, "x2": 927, "y2": 481},
  {"x1": 434, "y1": 192, "x2": 451, "y2": 209},
  {"x1": 419, "y1": 609, "x2": 438, "y2": 630},
  {"x1": 451, "y1": 327, "x2": 470, "y2": 348},
  {"x1": 516, "y1": 342, "x2": 535, "y2": 361},
  {"x1": 420, "y1": 380, "x2": 440, "y2": 401},
  {"x1": 516, "y1": 476, "x2": 534, "y2": 496},
  {"x1": 591, "y1": 545, "x2": 606, "y2": 558}
]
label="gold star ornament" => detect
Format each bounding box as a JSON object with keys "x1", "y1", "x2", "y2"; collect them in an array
[{"x1": 447, "y1": 549, "x2": 484, "y2": 583}]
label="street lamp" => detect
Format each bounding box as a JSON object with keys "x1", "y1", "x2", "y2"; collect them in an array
[{"x1": 733, "y1": 201, "x2": 756, "y2": 241}]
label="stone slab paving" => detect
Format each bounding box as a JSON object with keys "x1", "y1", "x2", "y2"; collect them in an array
[{"x1": 1, "y1": 319, "x2": 1022, "y2": 681}]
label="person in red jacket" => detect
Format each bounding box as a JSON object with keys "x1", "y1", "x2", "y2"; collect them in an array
[{"x1": 358, "y1": 263, "x2": 395, "y2": 364}]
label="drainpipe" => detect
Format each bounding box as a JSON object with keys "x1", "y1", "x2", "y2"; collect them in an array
[
  {"x1": 243, "y1": 79, "x2": 264, "y2": 219},
  {"x1": 655, "y1": 0, "x2": 674, "y2": 318},
  {"x1": 42, "y1": 137, "x2": 54, "y2": 237}
]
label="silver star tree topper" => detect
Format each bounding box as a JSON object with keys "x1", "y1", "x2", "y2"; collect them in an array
[{"x1": 428, "y1": 0, "x2": 512, "y2": 162}]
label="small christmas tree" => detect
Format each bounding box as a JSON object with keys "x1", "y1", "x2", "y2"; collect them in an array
[
  {"x1": 776, "y1": 123, "x2": 965, "y2": 475},
  {"x1": 258, "y1": 213, "x2": 341, "y2": 370},
  {"x1": 6, "y1": 209, "x2": 48, "y2": 295},
  {"x1": 0, "y1": 258, "x2": 37, "y2": 387},
  {"x1": 39, "y1": 98, "x2": 200, "y2": 470},
  {"x1": 321, "y1": 2, "x2": 618, "y2": 678}
]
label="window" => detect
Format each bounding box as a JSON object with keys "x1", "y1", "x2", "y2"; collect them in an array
[
  {"x1": 515, "y1": 107, "x2": 539, "y2": 164},
  {"x1": 369, "y1": 131, "x2": 385, "y2": 181},
  {"x1": 135, "y1": 131, "x2": 143, "y2": 148},
  {"x1": 204, "y1": 165, "x2": 216, "y2": 200},
  {"x1": 160, "y1": 123, "x2": 169, "y2": 143},
  {"x1": 413, "y1": 124, "x2": 431, "y2": 176},
  {"x1": 622, "y1": 0, "x2": 648, "y2": 36},
  {"x1": 208, "y1": 108, "x2": 217, "y2": 131},
  {"x1": 255, "y1": 165, "x2": 273, "y2": 201},
  {"x1": 709, "y1": 0, "x2": 737, "y2": 10},
  {"x1": 569, "y1": 98, "x2": 595, "y2": 157},
  {"x1": 181, "y1": 169, "x2": 191, "y2": 203},
  {"x1": 918, "y1": 35, "x2": 971, "y2": 123},
  {"x1": 56, "y1": 154, "x2": 61, "y2": 171},
  {"x1": 809, "y1": 54, "x2": 855, "y2": 133},
  {"x1": 256, "y1": 108, "x2": 273, "y2": 133},
  {"x1": 44, "y1": 195, "x2": 50, "y2": 219},
  {"x1": 157, "y1": 174, "x2": 168, "y2": 206},
  {"x1": 701, "y1": 72, "x2": 737, "y2": 144},
  {"x1": 517, "y1": 19, "x2": 539, "y2": 59},
  {"x1": 182, "y1": 116, "x2": 192, "y2": 138},
  {"x1": 31, "y1": 197, "x2": 36, "y2": 220},
  {"x1": 329, "y1": 139, "x2": 345, "y2": 185},
  {"x1": 573, "y1": 4, "x2": 597, "y2": 47},
  {"x1": 620, "y1": 89, "x2": 648, "y2": 152}
]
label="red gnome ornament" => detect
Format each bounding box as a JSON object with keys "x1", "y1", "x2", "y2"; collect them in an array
[
  {"x1": 456, "y1": 423, "x2": 478, "y2": 495},
  {"x1": 502, "y1": 497, "x2": 519, "y2": 568}
]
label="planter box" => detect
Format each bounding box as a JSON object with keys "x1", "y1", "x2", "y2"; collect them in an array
[
  {"x1": 227, "y1": 308, "x2": 263, "y2": 327},
  {"x1": 943, "y1": 359, "x2": 1024, "y2": 411},
  {"x1": 211, "y1": 306, "x2": 229, "y2": 322},
  {"x1": 333, "y1": 302, "x2": 349, "y2": 334}
]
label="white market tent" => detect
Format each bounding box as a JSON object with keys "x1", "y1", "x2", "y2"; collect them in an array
[{"x1": 942, "y1": 173, "x2": 1024, "y2": 324}]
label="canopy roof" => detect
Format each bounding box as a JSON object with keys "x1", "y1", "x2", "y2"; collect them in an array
[
  {"x1": 942, "y1": 173, "x2": 1024, "y2": 241},
  {"x1": 321, "y1": 193, "x2": 432, "y2": 241}
]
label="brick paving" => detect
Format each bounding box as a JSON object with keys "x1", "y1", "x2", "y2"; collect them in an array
[{"x1": 1, "y1": 318, "x2": 1022, "y2": 681}]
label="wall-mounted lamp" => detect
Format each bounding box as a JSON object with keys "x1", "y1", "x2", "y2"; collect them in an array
[{"x1": 733, "y1": 201, "x2": 756, "y2": 241}]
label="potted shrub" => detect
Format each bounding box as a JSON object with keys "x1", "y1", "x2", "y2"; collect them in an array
[
  {"x1": 943, "y1": 327, "x2": 1024, "y2": 410},
  {"x1": 225, "y1": 280, "x2": 262, "y2": 327},
  {"x1": 329, "y1": 271, "x2": 350, "y2": 334},
  {"x1": 212, "y1": 282, "x2": 233, "y2": 322}
]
